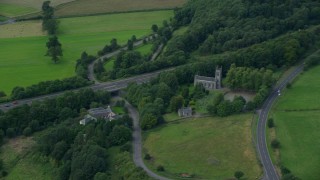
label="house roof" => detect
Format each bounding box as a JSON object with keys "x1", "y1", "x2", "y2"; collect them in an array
[{"x1": 195, "y1": 75, "x2": 215, "y2": 82}]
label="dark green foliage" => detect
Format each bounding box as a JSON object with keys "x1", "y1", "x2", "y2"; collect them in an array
[
  {"x1": 234, "y1": 171, "x2": 244, "y2": 179},
  {"x1": 282, "y1": 174, "x2": 301, "y2": 180},
  {"x1": 109, "y1": 125, "x2": 132, "y2": 145},
  {"x1": 42, "y1": 1, "x2": 57, "y2": 35},
  {"x1": 97, "y1": 38, "x2": 120, "y2": 56},
  {"x1": 94, "y1": 172, "x2": 109, "y2": 180},
  {"x1": 216, "y1": 100, "x2": 233, "y2": 117},
  {"x1": 131, "y1": 35, "x2": 137, "y2": 42},
  {"x1": 75, "y1": 51, "x2": 96, "y2": 78},
  {"x1": 70, "y1": 145, "x2": 108, "y2": 180},
  {"x1": 0, "y1": 91, "x2": 6, "y2": 98},
  {"x1": 23, "y1": 127, "x2": 32, "y2": 136},
  {"x1": 6, "y1": 128, "x2": 15, "y2": 138},
  {"x1": 268, "y1": 118, "x2": 274, "y2": 128},
  {"x1": 280, "y1": 165, "x2": 291, "y2": 175},
  {"x1": 157, "y1": 165, "x2": 165, "y2": 172},
  {"x1": 169, "y1": 95, "x2": 184, "y2": 112},
  {"x1": 286, "y1": 83, "x2": 292, "y2": 89},
  {"x1": 151, "y1": 24, "x2": 158, "y2": 32},
  {"x1": 127, "y1": 40, "x2": 133, "y2": 50},
  {"x1": 141, "y1": 113, "x2": 157, "y2": 130},
  {"x1": 51, "y1": 140, "x2": 69, "y2": 160},
  {"x1": 193, "y1": 84, "x2": 208, "y2": 100},
  {"x1": 120, "y1": 142, "x2": 132, "y2": 152},
  {"x1": 144, "y1": 153, "x2": 151, "y2": 160},
  {"x1": 46, "y1": 36, "x2": 63, "y2": 63},
  {"x1": 114, "y1": 51, "x2": 143, "y2": 69},
  {"x1": 225, "y1": 64, "x2": 275, "y2": 91},
  {"x1": 271, "y1": 139, "x2": 280, "y2": 149},
  {"x1": 0, "y1": 129, "x2": 4, "y2": 144},
  {"x1": 11, "y1": 76, "x2": 91, "y2": 100}
]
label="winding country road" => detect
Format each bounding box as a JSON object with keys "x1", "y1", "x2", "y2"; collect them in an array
[
  {"x1": 88, "y1": 35, "x2": 160, "y2": 83},
  {"x1": 257, "y1": 64, "x2": 304, "y2": 180},
  {"x1": 125, "y1": 101, "x2": 170, "y2": 180}
]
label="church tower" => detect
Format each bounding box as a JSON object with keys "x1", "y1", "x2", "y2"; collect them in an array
[{"x1": 215, "y1": 67, "x2": 222, "y2": 89}]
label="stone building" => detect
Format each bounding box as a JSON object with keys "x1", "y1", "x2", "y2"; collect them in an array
[
  {"x1": 178, "y1": 107, "x2": 192, "y2": 117},
  {"x1": 194, "y1": 67, "x2": 222, "y2": 90}
]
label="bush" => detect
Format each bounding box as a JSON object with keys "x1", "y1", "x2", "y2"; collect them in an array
[
  {"x1": 286, "y1": 83, "x2": 292, "y2": 89},
  {"x1": 144, "y1": 154, "x2": 151, "y2": 160},
  {"x1": 6, "y1": 128, "x2": 15, "y2": 138},
  {"x1": 234, "y1": 171, "x2": 244, "y2": 179},
  {"x1": 120, "y1": 142, "x2": 132, "y2": 152},
  {"x1": 271, "y1": 139, "x2": 280, "y2": 149},
  {"x1": 23, "y1": 127, "x2": 32, "y2": 136},
  {"x1": 157, "y1": 165, "x2": 165, "y2": 171},
  {"x1": 268, "y1": 118, "x2": 274, "y2": 128}
]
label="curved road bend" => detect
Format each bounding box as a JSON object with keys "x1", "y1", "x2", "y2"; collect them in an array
[
  {"x1": 125, "y1": 101, "x2": 170, "y2": 180},
  {"x1": 257, "y1": 64, "x2": 304, "y2": 180},
  {"x1": 88, "y1": 35, "x2": 156, "y2": 83}
]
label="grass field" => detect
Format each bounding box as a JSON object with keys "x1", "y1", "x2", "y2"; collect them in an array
[
  {"x1": 55, "y1": 0, "x2": 186, "y2": 17},
  {"x1": 0, "y1": 3, "x2": 36, "y2": 17},
  {"x1": 0, "y1": 136, "x2": 55, "y2": 180},
  {"x1": 0, "y1": 0, "x2": 74, "y2": 10},
  {"x1": 143, "y1": 114, "x2": 261, "y2": 179},
  {"x1": 0, "y1": 10, "x2": 173, "y2": 95},
  {"x1": 268, "y1": 65, "x2": 320, "y2": 179}
]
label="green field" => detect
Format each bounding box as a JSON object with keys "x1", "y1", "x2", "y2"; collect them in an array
[
  {"x1": 0, "y1": 137, "x2": 55, "y2": 180},
  {"x1": 0, "y1": 3, "x2": 36, "y2": 17},
  {"x1": 0, "y1": 10, "x2": 173, "y2": 95},
  {"x1": 55, "y1": 0, "x2": 186, "y2": 17},
  {"x1": 0, "y1": 0, "x2": 74, "y2": 10},
  {"x1": 269, "y1": 65, "x2": 320, "y2": 179},
  {"x1": 143, "y1": 115, "x2": 261, "y2": 179}
]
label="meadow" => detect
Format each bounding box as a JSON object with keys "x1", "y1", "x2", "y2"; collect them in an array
[
  {"x1": 0, "y1": 0, "x2": 74, "y2": 10},
  {"x1": 0, "y1": 10, "x2": 173, "y2": 95},
  {"x1": 269, "y1": 65, "x2": 320, "y2": 179},
  {"x1": 143, "y1": 114, "x2": 261, "y2": 179},
  {"x1": 55, "y1": 0, "x2": 186, "y2": 17},
  {"x1": 0, "y1": 3, "x2": 36, "y2": 17}
]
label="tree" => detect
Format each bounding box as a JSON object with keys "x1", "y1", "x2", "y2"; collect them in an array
[
  {"x1": 94, "y1": 172, "x2": 109, "y2": 180},
  {"x1": 109, "y1": 125, "x2": 132, "y2": 145},
  {"x1": 23, "y1": 127, "x2": 32, "y2": 136},
  {"x1": 127, "y1": 40, "x2": 133, "y2": 50},
  {"x1": 46, "y1": 36, "x2": 63, "y2": 63},
  {"x1": 234, "y1": 171, "x2": 244, "y2": 179},
  {"x1": 151, "y1": 24, "x2": 158, "y2": 33},
  {"x1": 0, "y1": 91, "x2": 6, "y2": 98},
  {"x1": 6, "y1": 128, "x2": 15, "y2": 138},
  {"x1": 268, "y1": 118, "x2": 274, "y2": 128},
  {"x1": 271, "y1": 139, "x2": 280, "y2": 149},
  {"x1": 131, "y1": 35, "x2": 137, "y2": 42},
  {"x1": 51, "y1": 141, "x2": 68, "y2": 160},
  {"x1": 157, "y1": 165, "x2": 165, "y2": 171},
  {"x1": 141, "y1": 113, "x2": 157, "y2": 130},
  {"x1": 169, "y1": 95, "x2": 184, "y2": 112}
]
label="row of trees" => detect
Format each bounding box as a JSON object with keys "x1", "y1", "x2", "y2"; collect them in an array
[
  {"x1": 42, "y1": 1, "x2": 58, "y2": 35},
  {"x1": 97, "y1": 38, "x2": 121, "y2": 56},
  {"x1": 11, "y1": 76, "x2": 91, "y2": 100},
  {"x1": 76, "y1": 52, "x2": 96, "y2": 78},
  {"x1": 207, "y1": 94, "x2": 247, "y2": 117}
]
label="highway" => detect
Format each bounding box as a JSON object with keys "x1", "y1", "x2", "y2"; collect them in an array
[
  {"x1": 257, "y1": 64, "x2": 304, "y2": 180},
  {"x1": 0, "y1": 68, "x2": 173, "y2": 112}
]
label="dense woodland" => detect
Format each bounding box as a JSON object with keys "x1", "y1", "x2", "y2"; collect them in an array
[{"x1": 0, "y1": 89, "x2": 150, "y2": 179}]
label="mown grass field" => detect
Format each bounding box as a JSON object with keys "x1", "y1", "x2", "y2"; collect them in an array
[
  {"x1": 269, "y1": 65, "x2": 320, "y2": 180},
  {"x1": 0, "y1": 10, "x2": 173, "y2": 95},
  {"x1": 143, "y1": 114, "x2": 261, "y2": 179},
  {"x1": 55, "y1": 0, "x2": 186, "y2": 17},
  {"x1": 0, "y1": 3, "x2": 36, "y2": 17}
]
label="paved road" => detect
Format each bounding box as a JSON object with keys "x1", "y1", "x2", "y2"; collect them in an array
[
  {"x1": 88, "y1": 35, "x2": 156, "y2": 83},
  {"x1": 125, "y1": 101, "x2": 170, "y2": 180},
  {"x1": 0, "y1": 68, "x2": 174, "y2": 112},
  {"x1": 257, "y1": 64, "x2": 304, "y2": 180}
]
